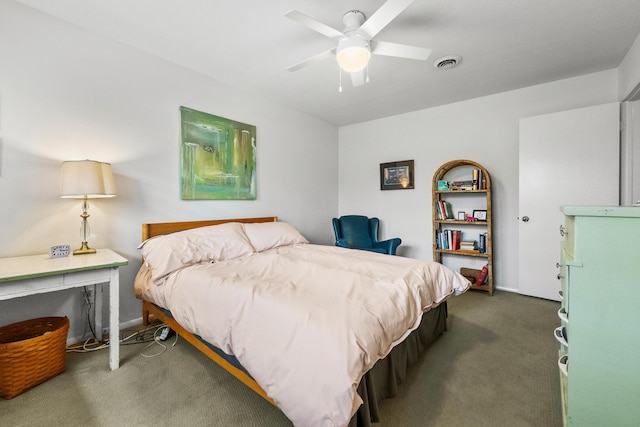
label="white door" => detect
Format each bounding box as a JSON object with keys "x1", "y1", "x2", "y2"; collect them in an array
[
  {"x1": 518, "y1": 103, "x2": 620, "y2": 300},
  {"x1": 621, "y1": 100, "x2": 640, "y2": 206}
]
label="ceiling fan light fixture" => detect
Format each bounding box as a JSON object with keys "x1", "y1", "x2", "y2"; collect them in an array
[{"x1": 336, "y1": 37, "x2": 370, "y2": 73}]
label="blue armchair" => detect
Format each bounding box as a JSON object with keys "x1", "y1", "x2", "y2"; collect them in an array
[{"x1": 332, "y1": 215, "x2": 402, "y2": 255}]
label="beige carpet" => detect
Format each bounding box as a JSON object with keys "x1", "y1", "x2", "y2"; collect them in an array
[{"x1": 0, "y1": 290, "x2": 562, "y2": 426}]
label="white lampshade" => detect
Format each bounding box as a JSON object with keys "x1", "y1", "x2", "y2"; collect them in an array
[
  {"x1": 336, "y1": 37, "x2": 371, "y2": 73},
  {"x1": 60, "y1": 160, "x2": 117, "y2": 199},
  {"x1": 100, "y1": 162, "x2": 116, "y2": 196}
]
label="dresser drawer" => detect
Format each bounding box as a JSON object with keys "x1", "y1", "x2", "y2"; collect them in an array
[
  {"x1": 0, "y1": 275, "x2": 62, "y2": 300},
  {"x1": 558, "y1": 353, "x2": 568, "y2": 426}
]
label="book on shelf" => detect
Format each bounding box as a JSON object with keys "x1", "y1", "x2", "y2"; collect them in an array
[
  {"x1": 475, "y1": 264, "x2": 489, "y2": 285},
  {"x1": 439, "y1": 229, "x2": 449, "y2": 250},
  {"x1": 460, "y1": 240, "x2": 477, "y2": 251},
  {"x1": 478, "y1": 232, "x2": 487, "y2": 253},
  {"x1": 437, "y1": 200, "x2": 454, "y2": 220},
  {"x1": 449, "y1": 168, "x2": 487, "y2": 191},
  {"x1": 449, "y1": 180, "x2": 474, "y2": 190},
  {"x1": 444, "y1": 201, "x2": 455, "y2": 220},
  {"x1": 450, "y1": 229, "x2": 461, "y2": 251},
  {"x1": 436, "y1": 229, "x2": 462, "y2": 250}
]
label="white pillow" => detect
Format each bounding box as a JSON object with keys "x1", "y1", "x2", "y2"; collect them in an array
[
  {"x1": 139, "y1": 222, "x2": 255, "y2": 283},
  {"x1": 242, "y1": 222, "x2": 309, "y2": 252}
]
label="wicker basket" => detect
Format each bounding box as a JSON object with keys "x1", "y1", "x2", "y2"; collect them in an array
[{"x1": 0, "y1": 316, "x2": 69, "y2": 399}]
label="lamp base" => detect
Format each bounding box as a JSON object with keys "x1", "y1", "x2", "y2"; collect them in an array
[{"x1": 73, "y1": 242, "x2": 96, "y2": 255}]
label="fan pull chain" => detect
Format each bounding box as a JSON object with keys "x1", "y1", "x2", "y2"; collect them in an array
[
  {"x1": 338, "y1": 67, "x2": 343, "y2": 93},
  {"x1": 366, "y1": 64, "x2": 370, "y2": 83}
]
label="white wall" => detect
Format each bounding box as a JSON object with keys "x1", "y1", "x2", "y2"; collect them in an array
[
  {"x1": 619, "y1": 32, "x2": 640, "y2": 100},
  {"x1": 338, "y1": 70, "x2": 619, "y2": 293},
  {"x1": 0, "y1": 1, "x2": 338, "y2": 341}
]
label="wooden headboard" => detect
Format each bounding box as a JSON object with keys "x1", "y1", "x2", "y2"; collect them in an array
[{"x1": 141, "y1": 216, "x2": 278, "y2": 241}]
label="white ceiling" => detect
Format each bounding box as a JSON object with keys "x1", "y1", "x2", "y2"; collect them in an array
[{"x1": 16, "y1": 0, "x2": 640, "y2": 126}]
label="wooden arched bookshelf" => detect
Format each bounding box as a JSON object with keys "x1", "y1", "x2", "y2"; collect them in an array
[{"x1": 432, "y1": 160, "x2": 493, "y2": 295}]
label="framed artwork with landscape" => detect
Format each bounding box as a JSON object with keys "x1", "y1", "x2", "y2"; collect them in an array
[{"x1": 380, "y1": 160, "x2": 414, "y2": 190}]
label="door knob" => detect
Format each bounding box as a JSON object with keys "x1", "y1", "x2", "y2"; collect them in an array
[{"x1": 522, "y1": 216, "x2": 529, "y2": 222}]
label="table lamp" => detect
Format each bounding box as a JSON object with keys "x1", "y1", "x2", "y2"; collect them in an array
[{"x1": 60, "y1": 160, "x2": 116, "y2": 255}]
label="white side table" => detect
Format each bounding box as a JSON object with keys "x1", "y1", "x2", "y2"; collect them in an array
[{"x1": 0, "y1": 249, "x2": 128, "y2": 370}]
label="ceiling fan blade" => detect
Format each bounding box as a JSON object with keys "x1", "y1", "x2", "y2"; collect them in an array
[
  {"x1": 287, "y1": 48, "x2": 336, "y2": 72},
  {"x1": 350, "y1": 70, "x2": 365, "y2": 87},
  {"x1": 285, "y1": 10, "x2": 345, "y2": 40},
  {"x1": 371, "y1": 40, "x2": 432, "y2": 61},
  {"x1": 358, "y1": 0, "x2": 415, "y2": 39}
]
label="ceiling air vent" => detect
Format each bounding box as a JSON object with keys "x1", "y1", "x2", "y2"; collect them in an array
[{"x1": 434, "y1": 55, "x2": 462, "y2": 69}]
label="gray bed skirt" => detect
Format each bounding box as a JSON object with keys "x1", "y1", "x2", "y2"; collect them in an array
[{"x1": 349, "y1": 301, "x2": 448, "y2": 427}]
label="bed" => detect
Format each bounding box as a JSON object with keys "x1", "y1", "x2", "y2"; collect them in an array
[{"x1": 134, "y1": 217, "x2": 470, "y2": 427}]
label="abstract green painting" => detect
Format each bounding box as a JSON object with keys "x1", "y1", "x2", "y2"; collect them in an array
[{"x1": 180, "y1": 106, "x2": 256, "y2": 200}]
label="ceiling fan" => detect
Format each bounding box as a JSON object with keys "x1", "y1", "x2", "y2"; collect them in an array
[{"x1": 285, "y1": 0, "x2": 432, "y2": 88}]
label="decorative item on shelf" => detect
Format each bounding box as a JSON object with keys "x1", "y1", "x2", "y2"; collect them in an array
[
  {"x1": 472, "y1": 210, "x2": 487, "y2": 221},
  {"x1": 457, "y1": 211, "x2": 466, "y2": 220},
  {"x1": 477, "y1": 168, "x2": 486, "y2": 190},
  {"x1": 460, "y1": 267, "x2": 481, "y2": 284},
  {"x1": 380, "y1": 160, "x2": 414, "y2": 190},
  {"x1": 60, "y1": 160, "x2": 116, "y2": 255},
  {"x1": 437, "y1": 180, "x2": 449, "y2": 191}
]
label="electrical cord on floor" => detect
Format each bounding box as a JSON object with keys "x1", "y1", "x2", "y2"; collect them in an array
[
  {"x1": 139, "y1": 325, "x2": 179, "y2": 358},
  {"x1": 66, "y1": 285, "x2": 179, "y2": 358},
  {"x1": 66, "y1": 322, "x2": 176, "y2": 354}
]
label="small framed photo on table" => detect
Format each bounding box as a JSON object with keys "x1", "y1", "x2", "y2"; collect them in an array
[
  {"x1": 473, "y1": 210, "x2": 487, "y2": 221},
  {"x1": 380, "y1": 160, "x2": 414, "y2": 190}
]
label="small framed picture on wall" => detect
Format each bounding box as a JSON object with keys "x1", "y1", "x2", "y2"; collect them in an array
[{"x1": 380, "y1": 160, "x2": 414, "y2": 190}]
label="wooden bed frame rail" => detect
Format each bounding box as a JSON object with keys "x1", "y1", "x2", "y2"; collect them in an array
[
  {"x1": 142, "y1": 300, "x2": 276, "y2": 405},
  {"x1": 140, "y1": 216, "x2": 278, "y2": 406}
]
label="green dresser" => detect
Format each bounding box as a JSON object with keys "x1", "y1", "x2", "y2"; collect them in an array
[{"x1": 558, "y1": 206, "x2": 640, "y2": 426}]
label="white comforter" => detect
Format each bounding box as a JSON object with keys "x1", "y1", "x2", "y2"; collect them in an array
[{"x1": 139, "y1": 244, "x2": 470, "y2": 427}]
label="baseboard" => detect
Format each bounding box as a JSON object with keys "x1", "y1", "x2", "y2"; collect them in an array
[
  {"x1": 67, "y1": 317, "x2": 144, "y2": 346},
  {"x1": 494, "y1": 285, "x2": 518, "y2": 294}
]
